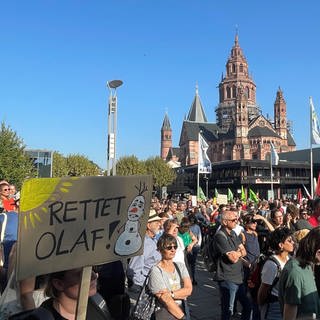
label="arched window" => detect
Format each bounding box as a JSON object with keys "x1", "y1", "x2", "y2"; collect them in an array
[
  {"x1": 226, "y1": 86, "x2": 231, "y2": 98},
  {"x1": 240, "y1": 64, "x2": 244, "y2": 72},
  {"x1": 232, "y1": 64, "x2": 236, "y2": 73},
  {"x1": 246, "y1": 86, "x2": 250, "y2": 98},
  {"x1": 232, "y1": 85, "x2": 237, "y2": 98}
]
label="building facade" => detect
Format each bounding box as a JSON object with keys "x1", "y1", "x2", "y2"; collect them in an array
[
  {"x1": 26, "y1": 149, "x2": 53, "y2": 178},
  {"x1": 160, "y1": 35, "x2": 296, "y2": 166},
  {"x1": 159, "y1": 34, "x2": 312, "y2": 200}
]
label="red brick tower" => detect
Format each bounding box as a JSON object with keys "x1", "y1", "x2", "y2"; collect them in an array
[
  {"x1": 160, "y1": 113, "x2": 172, "y2": 160},
  {"x1": 274, "y1": 87, "x2": 287, "y2": 141},
  {"x1": 233, "y1": 86, "x2": 251, "y2": 159},
  {"x1": 217, "y1": 33, "x2": 259, "y2": 132}
]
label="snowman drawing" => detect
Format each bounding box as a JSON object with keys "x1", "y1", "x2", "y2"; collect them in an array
[{"x1": 114, "y1": 182, "x2": 148, "y2": 256}]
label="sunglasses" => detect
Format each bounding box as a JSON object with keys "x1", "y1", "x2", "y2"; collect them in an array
[
  {"x1": 228, "y1": 219, "x2": 238, "y2": 222},
  {"x1": 164, "y1": 245, "x2": 178, "y2": 251},
  {"x1": 2, "y1": 189, "x2": 9, "y2": 191}
]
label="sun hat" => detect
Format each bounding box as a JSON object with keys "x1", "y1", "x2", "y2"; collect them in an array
[{"x1": 148, "y1": 209, "x2": 162, "y2": 222}]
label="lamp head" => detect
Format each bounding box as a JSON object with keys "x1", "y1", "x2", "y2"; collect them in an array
[{"x1": 107, "y1": 80, "x2": 123, "y2": 89}]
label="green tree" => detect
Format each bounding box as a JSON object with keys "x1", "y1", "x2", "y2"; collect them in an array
[
  {"x1": 66, "y1": 154, "x2": 101, "y2": 176},
  {"x1": 116, "y1": 155, "x2": 146, "y2": 176},
  {"x1": 0, "y1": 122, "x2": 35, "y2": 188},
  {"x1": 144, "y1": 156, "x2": 176, "y2": 188},
  {"x1": 52, "y1": 152, "x2": 68, "y2": 177}
]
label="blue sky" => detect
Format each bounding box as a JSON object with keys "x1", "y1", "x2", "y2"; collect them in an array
[{"x1": 1, "y1": 1, "x2": 319, "y2": 169}]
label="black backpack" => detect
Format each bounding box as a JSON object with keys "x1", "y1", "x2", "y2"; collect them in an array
[
  {"x1": 204, "y1": 229, "x2": 227, "y2": 278},
  {"x1": 247, "y1": 255, "x2": 282, "y2": 301}
]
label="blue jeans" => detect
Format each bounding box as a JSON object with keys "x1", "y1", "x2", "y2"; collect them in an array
[
  {"x1": 187, "y1": 245, "x2": 200, "y2": 281},
  {"x1": 218, "y1": 281, "x2": 252, "y2": 320},
  {"x1": 261, "y1": 301, "x2": 281, "y2": 320}
]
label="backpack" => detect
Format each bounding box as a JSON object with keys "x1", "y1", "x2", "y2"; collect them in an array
[
  {"x1": 203, "y1": 229, "x2": 227, "y2": 278},
  {"x1": 247, "y1": 254, "x2": 281, "y2": 301}
]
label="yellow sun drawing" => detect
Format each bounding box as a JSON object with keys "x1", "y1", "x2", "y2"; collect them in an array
[{"x1": 20, "y1": 177, "x2": 78, "y2": 229}]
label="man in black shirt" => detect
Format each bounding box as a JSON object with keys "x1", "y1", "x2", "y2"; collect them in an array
[{"x1": 214, "y1": 210, "x2": 252, "y2": 320}]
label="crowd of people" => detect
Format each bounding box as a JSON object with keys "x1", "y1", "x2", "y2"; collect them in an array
[{"x1": 2, "y1": 177, "x2": 320, "y2": 319}]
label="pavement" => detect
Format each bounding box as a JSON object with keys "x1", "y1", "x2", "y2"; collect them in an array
[{"x1": 188, "y1": 256, "x2": 221, "y2": 320}]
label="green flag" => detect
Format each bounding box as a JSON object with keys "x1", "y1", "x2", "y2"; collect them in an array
[
  {"x1": 198, "y1": 186, "x2": 207, "y2": 201},
  {"x1": 249, "y1": 188, "x2": 259, "y2": 203},
  {"x1": 214, "y1": 188, "x2": 219, "y2": 198},
  {"x1": 227, "y1": 188, "x2": 234, "y2": 202},
  {"x1": 241, "y1": 185, "x2": 246, "y2": 202}
]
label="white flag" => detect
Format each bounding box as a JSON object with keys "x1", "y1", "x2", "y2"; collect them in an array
[
  {"x1": 310, "y1": 97, "x2": 320, "y2": 145},
  {"x1": 270, "y1": 142, "x2": 279, "y2": 166},
  {"x1": 198, "y1": 133, "x2": 212, "y2": 174}
]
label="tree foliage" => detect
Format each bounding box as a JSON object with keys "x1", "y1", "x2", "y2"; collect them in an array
[
  {"x1": 66, "y1": 154, "x2": 101, "y2": 176},
  {"x1": 144, "y1": 156, "x2": 176, "y2": 188},
  {"x1": 52, "y1": 152, "x2": 68, "y2": 177},
  {"x1": 52, "y1": 153, "x2": 101, "y2": 177},
  {"x1": 116, "y1": 155, "x2": 146, "y2": 176},
  {"x1": 0, "y1": 122, "x2": 35, "y2": 188},
  {"x1": 115, "y1": 156, "x2": 176, "y2": 188}
]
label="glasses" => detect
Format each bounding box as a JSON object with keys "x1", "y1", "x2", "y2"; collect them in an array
[
  {"x1": 2, "y1": 189, "x2": 9, "y2": 191},
  {"x1": 164, "y1": 245, "x2": 178, "y2": 251},
  {"x1": 228, "y1": 219, "x2": 238, "y2": 222}
]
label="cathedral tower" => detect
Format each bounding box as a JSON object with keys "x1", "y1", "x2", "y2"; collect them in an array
[
  {"x1": 217, "y1": 34, "x2": 260, "y2": 131},
  {"x1": 274, "y1": 87, "x2": 287, "y2": 140},
  {"x1": 233, "y1": 86, "x2": 251, "y2": 159},
  {"x1": 160, "y1": 113, "x2": 172, "y2": 160}
]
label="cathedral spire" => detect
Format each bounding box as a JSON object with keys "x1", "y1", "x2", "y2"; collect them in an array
[
  {"x1": 187, "y1": 85, "x2": 207, "y2": 123},
  {"x1": 160, "y1": 112, "x2": 172, "y2": 160},
  {"x1": 235, "y1": 26, "x2": 239, "y2": 46},
  {"x1": 161, "y1": 112, "x2": 171, "y2": 130}
]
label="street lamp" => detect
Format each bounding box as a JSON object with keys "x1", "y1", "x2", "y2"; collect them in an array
[{"x1": 107, "y1": 79, "x2": 123, "y2": 176}]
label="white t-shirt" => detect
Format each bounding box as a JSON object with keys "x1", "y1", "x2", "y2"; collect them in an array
[{"x1": 173, "y1": 236, "x2": 186, "y2": 265}]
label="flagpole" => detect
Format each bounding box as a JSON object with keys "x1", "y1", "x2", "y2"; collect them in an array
[
  {"x1": 270, "y1": 150, "x2": 274, "y2": 200},
  {"x1": 197, "y1": 132, "x2": 200, "y2": 200},
  {"x1": 310, "y1": 97, "x2": 314, "y2": 199}
]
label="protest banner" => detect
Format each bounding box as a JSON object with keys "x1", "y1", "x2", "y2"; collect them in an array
[{"x1": 16, "y1": 175, "x2": 153, "y2": 281}]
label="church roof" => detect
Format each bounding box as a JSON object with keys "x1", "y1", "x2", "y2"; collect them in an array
[
  {"x1": 186, "y1": 86, "x2": 208, "y2": 123},
  {"x1": 161, "y1": 113, "x2": 171, "y2": 130},
  {"x1": 167, "y1": 147, "x2": 181, "y2": 160},
  {"x1": 248, "y1": 126, "x2": 279, "y2": 138},
  {"x1": 248, "y1": 124, "x2": 296, "y2": 146},
  {"x1": 179, "y1": 121, "x2": 220, "y2": 145},
  {"x1": 287, "y1": 131, "x2": 296, "y2": 146}
]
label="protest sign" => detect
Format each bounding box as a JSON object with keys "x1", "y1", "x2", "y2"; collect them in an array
[
  {"x1": 216, "y1": 194, "x2": 228, "y2": 205},
  {"x1": 16, "y1": 175, "x2": 153, "y2": 280}
]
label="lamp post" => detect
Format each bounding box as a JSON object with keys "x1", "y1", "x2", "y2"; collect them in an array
[
  {"x1": 107, "y1": 80, "x2": 123, "y2": 176},
  {"x1": 203, "y1": 174, "x2": 209, "y2": 199}
]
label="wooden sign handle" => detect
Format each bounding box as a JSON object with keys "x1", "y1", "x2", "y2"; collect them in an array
[{"x1": 76, "y1": 266, "x2": 92, "y2": 320}]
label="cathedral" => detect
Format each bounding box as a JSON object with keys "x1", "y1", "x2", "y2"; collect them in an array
[{"x1": 160, "y1": 34, "x2": 296, "y2": 167}]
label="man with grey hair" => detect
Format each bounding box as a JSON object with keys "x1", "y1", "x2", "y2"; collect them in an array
[{"x1": 214, "y1": 210, "x2": 252, "y2": 320}]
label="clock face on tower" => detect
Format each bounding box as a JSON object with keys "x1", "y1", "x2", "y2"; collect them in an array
[{"x1": 259, "y1": 120, "x2": 265, "y2": 126}]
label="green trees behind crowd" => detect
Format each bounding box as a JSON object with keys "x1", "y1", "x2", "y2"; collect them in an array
[
  {"x1": 116, "y1": 155, "x2": 176, "y2": 189},
  {"x1": 0, "y1": 122, "x2": 176, "y2": 190}
]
